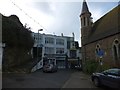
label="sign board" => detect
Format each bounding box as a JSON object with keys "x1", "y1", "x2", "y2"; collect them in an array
[{"x1": 97, "y1": 49, "x2": 104, "y2": 58}]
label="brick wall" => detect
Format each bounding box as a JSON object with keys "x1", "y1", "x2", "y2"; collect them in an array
[{"x1": 82, "y1": 34, "x2": 120, "y2": 68}]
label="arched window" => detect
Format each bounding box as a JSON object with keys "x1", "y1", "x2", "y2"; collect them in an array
[
  {"x1": 87, "y1": 17, "x2": 89, "y2": 26},
  {"x1": 112, "y1": 39, "x2": 119, "y2": 61},
  {"x1": 81, "y1": 18, "x2": 83, "y2": 27},
  {"x1": 95, "y1": 44, "x2": 101, "y2": 56},
  {"x1": 113, "y1": 45, "x2": 118, "y2": 60},
  {"x1": 118, "y1": 43, "x2": 120, "y2": 59},
  {"x1": 83, "y1": 17, "x2": 86, "y2": 26}
]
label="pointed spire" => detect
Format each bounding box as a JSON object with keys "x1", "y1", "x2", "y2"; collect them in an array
[
  {"x1": 80, "y1": 0, "x2": 91, "y2": 16},
  {"x1": 118, "y1": 1, "x2": 120, "y2": 6}
]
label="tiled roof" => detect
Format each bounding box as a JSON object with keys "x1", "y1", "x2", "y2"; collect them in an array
[
  {"x1": 80, "y1": 0, "x2": 91, "y2": 16},
  {"x1": 84, "y1": 5, "x2": 120, "y2": 45}
]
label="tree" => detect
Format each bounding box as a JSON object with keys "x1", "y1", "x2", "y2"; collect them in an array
[{"x1": 2, "y1": 14, "x2": 34, "y2": 71}]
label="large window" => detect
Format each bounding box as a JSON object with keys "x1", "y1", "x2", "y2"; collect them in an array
[
  {"x1": 83, "y1": 17, "x2": 86, "y2": 26},
  {"x1": 112, "y1": 39, "x2": 120, "y2": 66},
  {"x1": 56, "y1": 48, "x2": 64, "y2": 54},
  {"x1": 34, "y1": 34, "x2": 42, "y2": 41},
  {"x1": 70, "y1": 50, "x2": 76, "y2": 58},
  {"x1": 45, "y1": 37, "x2": 54, "y2": 44},
  {"x1": 87, "y1": 17, "x2": 89, "y2": 26},
  {"x1": 113, "y1": 45, "x2": 118, "y2": 60},
  {"x1": 56, "y1": 39, "x2": 64, "y2": 45},
  {"x1": 45, "y1": 47, "x2": 54, "y2": 54},
  {"x1": 113, "y1": 40, "x2": 120, "y2": 60}
]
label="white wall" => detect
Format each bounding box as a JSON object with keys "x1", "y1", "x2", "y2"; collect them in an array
[
  {"x1": 31, "y1": 59, "x2": 43, "y2": 72},
  {"x1": 33, "y1": 33, "x2": 68, "y2": 56}
]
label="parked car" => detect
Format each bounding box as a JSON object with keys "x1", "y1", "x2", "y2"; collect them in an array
[
  {"x1": 91, "y1": 68, "x2": 120, "y2": 89},
  {"x1": 43, "y1": 64, "x2": 58, "y2": 73},
  {"x1": 75, "y1": 64, "x2": 82, "y2": 70}
]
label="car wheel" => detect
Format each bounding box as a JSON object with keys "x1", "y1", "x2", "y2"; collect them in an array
[{"x1": 93, "y1": 77, "x2": 101, "y2": 87}]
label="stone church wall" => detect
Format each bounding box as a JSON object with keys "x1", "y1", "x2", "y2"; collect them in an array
[{"x1": 84, "y1": 34, "x2": 120, "y2": 68}]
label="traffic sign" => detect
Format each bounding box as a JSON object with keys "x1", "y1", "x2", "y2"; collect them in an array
[{"x1": 97, "y1": 49, "x2": 104, "y2": 57}]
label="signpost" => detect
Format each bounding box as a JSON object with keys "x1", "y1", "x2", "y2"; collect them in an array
[
  {"x1": 97, "y1": 49, "x2": 104, "y2": 65},
  {"x1": 97, "y1": 49, "x2": 105, "y2": 72},
  {"x1": 97, "y1": 49, "x2": 104, "y2": 58}
]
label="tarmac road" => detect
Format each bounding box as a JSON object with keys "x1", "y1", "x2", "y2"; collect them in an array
[
  {"x1": 3, "y1": 69, "x2": 74, "y2": 88},
  {"x1": 2, "y1": 69, "x2": 106, "y2": 89}
]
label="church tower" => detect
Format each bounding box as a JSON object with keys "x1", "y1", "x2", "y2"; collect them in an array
[{"x1": 80, "y1": 0, "x2": 93, "y2": 46}]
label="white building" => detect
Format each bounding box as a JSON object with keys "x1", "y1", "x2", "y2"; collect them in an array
[
  {"x1": 32, "y1": 33, "x2": 73, "y2": 68},
  {"x1": 32, "y1": 32, "x2": 81, "y2": 69}
]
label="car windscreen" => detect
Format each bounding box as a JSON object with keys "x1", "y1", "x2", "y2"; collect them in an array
[{"x1": 106, "y1": 69, "x2": 120, "y2": 76}]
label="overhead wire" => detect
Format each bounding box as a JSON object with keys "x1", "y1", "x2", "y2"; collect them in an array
[{"x1": 9, "y1": 0, "x2": 47, "y2": 31}]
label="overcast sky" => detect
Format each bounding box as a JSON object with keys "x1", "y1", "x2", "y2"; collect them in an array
[{"x1": 0, "y1": 0, "x2": 119, "y2": 46}]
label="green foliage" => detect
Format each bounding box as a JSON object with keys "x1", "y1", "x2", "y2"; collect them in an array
[
  {"x1": 96, "y1": 64, "x2": 110, "y2": 72},
  {"x1": 2, "y1": 15, "x2": 34, "y2": 50},
  {"x1": 83, "y1": 59, "x2": 111, "y2": 74},
  {"x1": 83, "y1": 60, "x2": 99, "y2": 74},
  {"x1": 2, "y1": 15, "x2": 34, "y2": 71}
]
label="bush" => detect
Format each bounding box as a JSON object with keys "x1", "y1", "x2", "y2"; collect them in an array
[
  {"x1": 96, "y1": 64, "x2": 110, "y2": 72},
  {"x1": 83, "y1": 59, "x2": 111, "y2": 74},
  {"x1": 2, "y1": 14, "x2": 34, "y2": 72},
  {"x1": 83, "y1": 60, "x2": 98, "y2": 74}
]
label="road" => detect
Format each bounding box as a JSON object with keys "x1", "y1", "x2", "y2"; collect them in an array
[
  {"x1": 2, "y1": 69, "x2": 106, "y2": 89},
  {"x1": 3, "y1": 69, "x2": 73, "y2": 88}
]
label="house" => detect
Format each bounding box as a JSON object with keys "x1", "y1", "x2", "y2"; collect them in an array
[{"x1": 32, "y1": 33, "x2": 82, "y2": 69}]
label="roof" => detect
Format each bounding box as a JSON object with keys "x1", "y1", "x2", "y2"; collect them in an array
[
  {"x1": 80, "y1": 0, "x2": 91, "y2": 16},
  {"x1": 33, "y1": 32, "x2": 74, "y2": 40},
  {"x1": 84, "y1": 5, "x2": 120, "y2": 45}
]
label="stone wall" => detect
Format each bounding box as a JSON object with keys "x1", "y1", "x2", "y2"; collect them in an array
[{"x1": 82, "y1": 34, "x2": 120, "y2": 68}]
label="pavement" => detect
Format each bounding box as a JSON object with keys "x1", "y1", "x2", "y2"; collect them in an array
[{"x1": 62, "y1": 71, "x2": 96, "y2": 88}]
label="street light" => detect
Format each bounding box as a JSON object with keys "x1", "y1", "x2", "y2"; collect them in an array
[{"x1": 37, "y1": 29, "x2": 43, "y2": 60}]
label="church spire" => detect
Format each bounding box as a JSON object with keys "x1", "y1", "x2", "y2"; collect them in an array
[
  {"x1": 80, "y1": 0, "x2": 91, "y2": 16},
  {"x1": 79, "y1": 0, "x2": 93, "y2": 44}
]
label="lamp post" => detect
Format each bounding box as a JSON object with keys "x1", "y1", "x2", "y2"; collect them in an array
[{"x1": 37, "y1": 29, "x2": 43, "y2": 60}]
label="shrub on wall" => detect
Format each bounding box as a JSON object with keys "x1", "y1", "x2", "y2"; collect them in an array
[
  {"x1": 83, "y1": 60, "x2": 99, "y2": 74},
  {"x1": 2, "y1": 14, "x2": 34, "y2": 71},
  {"x1": 83, "y1": 59, "x2": 111, "y2": 74}
]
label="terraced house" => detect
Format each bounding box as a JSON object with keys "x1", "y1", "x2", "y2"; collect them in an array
[
  {"x1": 80, "y1": 0, "x2": 120, "y2": 68},
  {"x1": 32, "y1": 33, "x2": 81, "y2": 69}
]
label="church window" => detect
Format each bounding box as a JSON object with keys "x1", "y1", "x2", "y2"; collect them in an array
[
  {"x1": 83, "y1": 17, "x2": 86, "y2": 26},
  {"x1": 118, "y1": 44, "x2": 120, "y2": 59},
  {"x1": 81, "y1": 18, "x2": 83, "y2": 27},
  {"x1": 96, "y1": 49, "x2": 98, "y2": 54},
  {"x1": 87, "y1": 17, "x2": 89, "y2": 26},
  {"x1": 113, "y1": 39, "x2": 119, "y2": 60},
  {"x1": 115, "y1": 40, "x2": 119, "y2": 44},
  {"x1": 95, "y1": 44, "x2": 101, "y2": 56},
  {"x1": 113, "y1": 45, "x2": 118, "y2": 60}
]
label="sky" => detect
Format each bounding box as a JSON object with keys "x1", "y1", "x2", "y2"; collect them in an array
[{"x1": 0, "y1": 0, "x2": 119, "y2": 46}]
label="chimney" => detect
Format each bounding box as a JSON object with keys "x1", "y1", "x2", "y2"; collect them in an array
[{"x1": 61, "y1": 33, "x2": 63, "y2": 37}]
